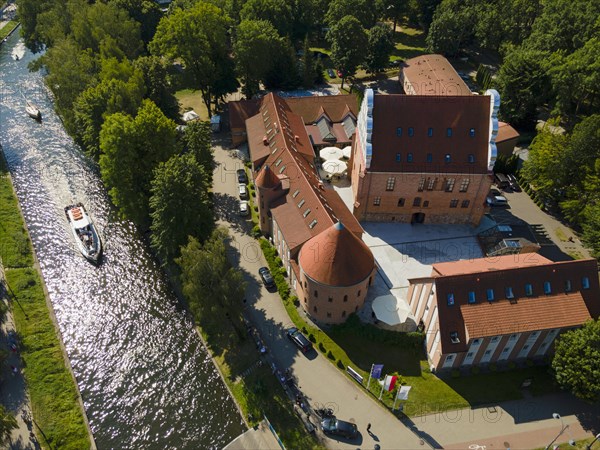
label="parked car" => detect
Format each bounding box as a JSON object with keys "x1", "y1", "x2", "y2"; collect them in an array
[
  {"x1": 239, "y1": 200, "x2": 249, "y2": 216},
  {"x1": 237, "y1": 169, "x2": 248, "y2": 184},
  {"x1": 507, "y1": 174, "x2": 521, "y2": 192},
  {"x1": 486, "y1": 195, "x2": 508, "y2": 206},
  {"x1": 320, "y1": 417, "x2": 358, "y2": 438},
  {"x1": 336, "y1": 69, "x2": 343, "y2": 78},
  {"x1": 238, "y1": 183, "x2": 248, "y2": 199},
  {"x1": 327, "y1": 68, "x2": 336, "y2": 78},
  {"x1": 286, "y1": 327, "x2": 312, "y2": 353},
  {"x1": 258, "y1": 267, "x2": 275, "y2": 288},
  {"x1": 494, "y1": 173, "x2": 510, "y2": 189}
]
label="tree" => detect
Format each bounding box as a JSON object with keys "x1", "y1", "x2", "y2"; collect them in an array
[
  {"x1": 425, "y1": 0, "x2": 475, "y2": 56},
  {"x1": 0, "y1": 406, "x2": 17, "y2": 448},
  {"x1": 364, "y1": 23, "x2": 395, "y2": 74},
  {"x1": 327, "y1": 15, "x2": 367, "y2": 90},
  {"x1": 109, "y1": 0, "x2": 163, "y2": 45},
  {"x1": 99, "y1": 99, "x2": 177, "y2": 226},
  {"x1": 233, "y1": 19, "x2": 281, "y2": 99},
  {"x1": 181, "y1": 121, "x2": 214, "y2": 184},
  {"x1": 582, "y1": 203, "x2": 600, "y2": 258},
  {"x1": 381, "y1": 0, "x2": 409, "y2": 31},
  {"x1": 239, "y1": 0, "x2": 292, "y2": 37},
  {"x1": 133, "y1": 56, "x2": 180, "y2": 121},
  {"x1": 150, "y1": 2, "x2": 237, "y2": 115},
  {"x1": 150, "y1": 153, "x2": 213, "y2": 263},
  {"x1": 552, "y1": 319, "x2": 600, "y2": 403},
  {"x1": 407, "y1": 0, "x2": 442, "y2": 31},
  {"x1": 264, "y1": 38, "x2": 302, "y2": 91},
  {"x1": 325, "y1": 0, "x2": 377, "y2": 30}
]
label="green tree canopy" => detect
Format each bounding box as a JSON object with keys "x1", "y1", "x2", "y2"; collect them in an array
[
  {"x1": 327, "y1": 15, "x2": 368, "y2": 90},
  {"x1": 425, "y1": 0, "x2": 475, "y2": 56},
  {"x1": 364, "y1": 23, "x2": 395, "y2": 73},
  {"x1": 264, "y1": 38, "x2": 302, "y2": 91},
  {"x1": 180, "y1": 121, "x2": 215, "y2": 184},
  {"x1": 325, "y1": 0, "x2": 377, "y2": 30},
  {"x1": 99, "y1": 100, "x2": 177, "y2": 226},
  {"x1": 133, "y1": 55, "x2": 181, "y2": 121},
  {"x1": 150, "y1": 1, "x2": 237, "y2": 114},
  {"x1": 552, "y1": 319, "x2": 600, "y2": 403},
  {"x1": 109, "y1": 0, "x2": 163, "y2": 45},
  {"x1": 150, "y1": 153, "x2": 213, "y2": 263},
  {"x1": 0, "y1": 406, "x2": 17, "y2": 448},
  {"x1": 239, "y1": 0, "x2": 292, "y2": 37}
]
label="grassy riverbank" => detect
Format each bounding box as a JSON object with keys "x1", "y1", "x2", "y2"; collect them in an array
[{"x1": 0, "y1": 154, "x2": 91, "y2": 449}]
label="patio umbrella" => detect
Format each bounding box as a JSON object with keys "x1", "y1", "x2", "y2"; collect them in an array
[
  {"x1": 321, "y1": 159, "x2": 347, "y2": 175},
  {"x1": 319, "y1": 146, "x2": 343, "y2": 161},
  {"x1": 371, "y1": 294, "x2": 411, "y2": 326},
  {"x1": 342, "y1": 146, "x2": 352, "y2": 159},
  {"x1": 182, "y1": 110, "x2": 200, "y2": 122}
]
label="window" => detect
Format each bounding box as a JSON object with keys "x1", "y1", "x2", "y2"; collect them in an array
[
  {"x1": 522, "y1": 344, "x2": 529, "y2": 350},
  {"x1": 486, "y1": 288, "x2": 495, "y2": 301},
  {"x1": 484, "y1": 350, "x2": 492, "y2": 356},
  {"x1": 459, "y1": 178, "x2": 470, "y2": 192},
  {"x1": 407, "y1": 153, "x2": 414, "y2": 162},
  {"x1": 426, "y1": 153, "x2": 433, "y2": 163},
  {"x1": 413, "y1": 197, "x2": 422, "y2": 207},
  {"x1": 292, "y1": 189, "x2": 300, "y2": 198},
  {"x1": 447, "y1": 293, "x2": 455, "y2": 306},
  {"x1": 278, "y1": 165, "x2": 286, "y2": 174},
  {"x1": 449, "y1": 199, "x2": 459, "y2": 208},
  {"x1": 447, "y1": 127, "x2": 453, "y2": 137},
  {"x1": 510, "y1": 334, "x2": 517, "y2": 340},
  {"x1": 461, "y1": 200, "x2": 470, "y2": 208},
  {"x1": 423, "y1": 200, "x2": 429, "y2": 207},
  {"x1": 564, "y1": 280, "x2": 572, "y2": 292},
  {"x1": 396, "y1": 127, "x2": 402, "y2": 136},
  {"x1": 373, "y1": 196, "x2": 381, "y2": 206},
  {"x1": 468, "y1": 154, "x2": 475, "y2": 163},
  {"x1": 473, "y1": 339, "x2": 480, "y2": 345},
  {"x1": 428, "y1": 127, "x2": 433, "y2": 137},
  {"x1": 445, "y1": 178, "x2": 455, "y2": 192},
  {"x1": 450, "y1": 332, "x2": 460, "y2": 344},
  {"x1": 314, "y1": 290, "x2": 318, "y2": 297},
  {"x1": 469, "y1": 128, "x2": 475, "y2": 137},
  {"x1": 427, "y1": 178, "x2": 437, "y2": 190},
  {"x1": 314, "y1": 306, "x2": 317, "y2": 312},
  {"x1": 298, "y1": 199, "x2": 305, "y2": 208},
  {"x1": 309, "y1": 219, "x2": 317, "y2": 228},
  {"x1": 357, "y1": 290, "x2": 361, "y2": 297},
  {"x1": 342, "y1": 311, "x2": 346, "y2": 318},
  {"x1": 343, "y1": 295, "x2": 348, "y2": 302},
  {"x1": 505, "y1": 287, "x2": 514, "y2": 299},
  {"x1": 502, "y1": 347, "x2": 509, "y2": 353},
  {"x1": 491, "y1": 336, "x2": 499, "y2": 342},
  {"x1": 275, "y1": 158, "x2": 283, "y2": 167},
  {"x1": 525, "y1": 283, "x2": 533, "y2": 296},
  {"x1": 395, "y1": 152, "x2": 401, "y2": 162},
  {"x1": 328, "y1": 297, "x2": 333, "y2": 303},
  {"x1": 544, "y1": 281, "x2": 552, "y2": 294},
  {"x1": 408, "y1": 127, "x2": 414, "y2": 137},
  {"x1": 467, "y1": 352, "x2": 473, "y2": 358},
  {"x1": 327, "y1": 312, "x2": 331, "y2": 318},
  {"x1": 386, "y1": 177, "x2": 395, "y2": 191},
  {"x1": 445, "y1": 154, "x2": 451, "y2": 163},
  {"x1": 468, "y1": 291, "x2": 476, "y2": 303},
  {"x1": 418, "y1": 178, "x2": 425, "y2": 191},
  {"x1": 397, "y1": 198, "x2": 405, "y2": 207},
  {"x1": 582, "y1": 277, "x2": 590, "y2": 289},
  {"x1": 303, "y1": 208, "x2": 311, "y2": 217}
]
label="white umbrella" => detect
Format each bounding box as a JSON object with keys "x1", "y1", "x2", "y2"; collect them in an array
[
  {"x1": 322, "y1": 159, "x2": 347, "y2": 175},
  {"x1": 342, "y1": 146, "x2": 352, "y2": 159},
  {"x1": 182, "y1": 110, "x2": 200, "y2": 122},
  {"x1": 372, "y1": 294, "x2": 411, "y2": 326},
  {"x1": 319, "y1": 146, "x2": 343, "y2": 161}
]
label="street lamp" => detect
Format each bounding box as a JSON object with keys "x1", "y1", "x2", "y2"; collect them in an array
[
  {"x1": 544, "y1": 413, "x2": 575, "y2": 450},
  {"x1": 586, "y1": 433, "x2": 600, "y2": 450}
]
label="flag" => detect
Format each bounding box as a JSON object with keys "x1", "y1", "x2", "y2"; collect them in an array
[
  {"x1": 383, "y1": 375, "x2": 397, "y2": 391},
  {"x1": 371, "y1": 364, "x2": 384, "y2": 379},
  {"x1": 396, "y1": 385, "x2": 412, "y2": 400}
]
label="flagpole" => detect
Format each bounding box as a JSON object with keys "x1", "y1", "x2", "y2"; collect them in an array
[
  {"x1": 367, "y1": 363, "x2": 373, "y2": 390},
  {"x1": 379, "y1": 375, "x2": 385, "y2": 400},
  {"x1": 393, "y1": 388, "x2": 399, "y2": 410}
]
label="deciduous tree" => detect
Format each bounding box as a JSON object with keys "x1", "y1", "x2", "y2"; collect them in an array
[
  {"x1": 364, "y1": 23, "x2": 395, "y2": 73},
  {"x1": 325, "y1": 0, "x2": 377, "y2": 30},
  {"x1": 327, "y1": 15, "x2": 367, "y2": 90},
  {"x1": 239, "y1": 0, "x2": 292, "y2": 37}
]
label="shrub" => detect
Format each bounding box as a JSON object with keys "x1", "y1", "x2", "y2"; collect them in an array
[
  {"x1": 327, "y1": 350, "x2": 334, "y2": 360},
  {"x1": 308, "y1": 333, "x2": 316, "y2": 343},
  {"x1": 337, "y1": 359, "x2": 345, "y2": 369},
  {"x1": 253, "y1": 205, "x2": 258, "y2": 212},
  {"x1": 274, "y1": 257, "x2": 283, "y2": 267},
  {"x1": 318, "y1": 342, "x2": 326, "y2": 352},
  {"x1": 251, "y1": 225, "x2": 262, "y2": 238},
  {"x1": 451, "y1": 369, "x2": 460, "y2": 378}
]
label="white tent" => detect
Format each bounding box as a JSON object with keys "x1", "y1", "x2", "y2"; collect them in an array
[
  {"x1": 371, "y1": 294, "x2": 411, "y2": 326},
  {"x1": 342, "y1": 146, "x2": 352, "y2": 159},
  {"x1": 182, "y1": 110, "x2": 200, "y2": 122},
  {"x1": 319, "y1": 146, "x2": 343, "y2": 161},
  {"x1": 321, "y1": 159, "x2": 347, "y2": 175}
]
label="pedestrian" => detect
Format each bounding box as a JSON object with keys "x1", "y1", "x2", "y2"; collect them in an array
[{"x1": 367, "y1": 422, "x2": 371, "y2": 432}]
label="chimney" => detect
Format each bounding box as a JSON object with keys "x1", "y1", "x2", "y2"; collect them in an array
[
  {"x1": 295, "y1": 135, "x2": 300, "y2": 142},
  {"x1": 263, "y1": 135, "x2": 268, "y2": 145}
]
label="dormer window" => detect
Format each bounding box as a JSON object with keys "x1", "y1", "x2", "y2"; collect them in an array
[
  {"x1": 303, "y1": 208, "x2": 311, "y2": 217},
  {"x1": 292, "y1": 189, "x2": 300, "y2": 198},
  {"x1": 309, "y1": 219, "x2": 317, "y2": 228},
  {"x1": 298, "y1": 199, "x2": 305, "y2": 208},
  {"x1": 450, "y1": 332, "x2": 460, "y2": 344}
]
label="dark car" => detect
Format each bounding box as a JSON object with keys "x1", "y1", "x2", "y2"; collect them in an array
[
  {"x1": 320, "y1": 418, "x2": 358, "y2": 438},
  {"x1": 286, "y1": 327, "x2": 312, "y2": 353},
  {"x1": 327, "y1": 68, "x2": 336, "y2": 78},
  {"x1": 258, "y1": 267, "x2": 275, "y2": 288},
  {"x1": 507, "y1": 174, "x2": 521, "y2": 192},
  {"x1": 237, "y1": 169, "x2": 248, "y2": 184}
]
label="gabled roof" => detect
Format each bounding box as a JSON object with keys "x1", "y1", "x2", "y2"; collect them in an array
[
  {"x1": 284, "y1": 95, "x2": 359, "y2": 124},
  {"x1": 255, "y1": 165, "x2": 281, "y2": 189},
  {"x1": 316, "y1": 116, "x2": 336, "y2": 142}
]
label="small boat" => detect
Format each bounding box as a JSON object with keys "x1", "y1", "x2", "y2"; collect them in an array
[
  {"x1": 25, "y1": 101, "x2": 42, "y2": 121},
  {"x1": 64, "y1": 203, "x2": 102, "y2": 263}
]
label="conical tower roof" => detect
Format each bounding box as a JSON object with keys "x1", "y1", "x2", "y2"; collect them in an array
[
  {"x1": 255, "y1": 165, "x2": 281, "y2": 189},
  {"x1": 298, "y1": 222, "x2": 374, "y2": 287}
]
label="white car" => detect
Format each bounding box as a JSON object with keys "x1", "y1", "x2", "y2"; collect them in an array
[
  {"x1": 486, "y1": 195, "x2": 508, "y2": 206},
  {"x1": 239, "y1": 201, "x2": 249, "y2": 216},
  {"x1": 238, "y1": 183, "x2": 248, "y2": 199}
]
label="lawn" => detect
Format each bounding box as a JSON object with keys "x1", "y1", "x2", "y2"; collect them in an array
[
  {"x1": 391, "y1": 25, "x2": 428, "y2": 62},
  {"x1": 0, "y1": 20, "x2": 18, "y2": 41},
  {"x1": 175, "y1": 89, "x2": 209, "y2": 121}
]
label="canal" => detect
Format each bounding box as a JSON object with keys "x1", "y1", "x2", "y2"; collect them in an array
[{"x1": 0, "y1": 32, "x2": 245, "y2": 449}]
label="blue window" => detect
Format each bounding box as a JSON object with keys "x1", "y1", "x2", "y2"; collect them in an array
[
  {"x1": 396, "y1": 153, "x2": 401, "y2": 162},
  {"x1": 505, "y1": 287, "x2": 514, "y2": 299},
  {"x1": 447, "y1": 128, "x2": 453, "y2": 137},
  {"x1": 447, "y1": 293, "x2": 455, "y2": 306},
  {"x1": 396, "y1": 127, "x2": 402, "y2": 136},
  {"x1": 468, "y1": 154, "x2": 475, "y2": 163},
  {"x1": 564, "y1": 280, "x2": 572, "y2": 292},
  {"x1": 428, "y1": 127, "x2": 433, "y2": 137},
  {"x1": 486, "y1": 288, "x2": 494, "y2": 301},
  {"x1": 469, "y1": 128, "x2": 475, "y2": 137},
  {"x1": 544, "y1": 281, "x2": 552, "y2": 294},
  {"x1": 445, "y1": 154, "x2": 451, "y2": 163},
  {"x1": 582, "y1": 277, "x2": 590, "y2": 289},
  {"x1": 468, "y1": 291, "x2": 476, "y2": 304},
  {"x1": 408, "y1": 127, "x2": 414, "y2": 137},
  {"x1": 407, "y1": 153, "x2": 413, "y2": 162},
  {"x1": 525, "y1": 283, "x2": 533, "y2": 296},
  {"x1": 426, "y1": 153, "x2": 433, "y2": 163}
]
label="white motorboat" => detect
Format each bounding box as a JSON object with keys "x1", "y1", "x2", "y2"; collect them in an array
[
  {"x1": 65, "y1": 203, "x2": 102, "y2": 263},
  {"x1": 25, "y1": 101, "x2": 41, "y2": 121}
]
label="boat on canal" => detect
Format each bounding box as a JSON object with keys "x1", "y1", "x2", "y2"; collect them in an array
[
  {"x1": 64, "y1": 203, "x2": 102, "y2": 263},
  {"x1": 25, "y1": 101, "x2": 41, "y2": 121}
]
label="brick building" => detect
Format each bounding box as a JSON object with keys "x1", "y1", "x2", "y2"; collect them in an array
[
  {"x1": 350, "y1": 89, "x2": 499, "y2": 225},
  {"x1": 406, "y1": 255, "x2": 600, "y2": 372}
]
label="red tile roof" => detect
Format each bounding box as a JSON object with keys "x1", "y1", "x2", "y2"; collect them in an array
[
  {"x1": 432, "y1": 254, "x2": 553, "y2": 276},
  {"x1": 298, "y1": 221, "x2": 374, "y2": 286},
  {"x1": 460, "y1": 292, "x2": 591, "y2": 338},
  {"x1": 401, "y1": 54, "x2": 471, "y2": 96},
  {"x1": 497, "y1": 121, "x2": 520, "y2": 143},
  {"x1": 229, "y1": 99, "x2": 260, "y2": 130},
  {"x1": 255, "y1": 165, "x2": 281, "y2": 189},
  {"x1": 369, "y1": 95, "x2": 491, "y2": 173},
  {"x1": 284, "y1": 95, "x2": 358, "y2": 124}
]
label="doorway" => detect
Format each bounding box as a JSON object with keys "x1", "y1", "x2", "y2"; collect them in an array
[{"x1": 411, "y1": 212, "x2": 425, "y2": 224}]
